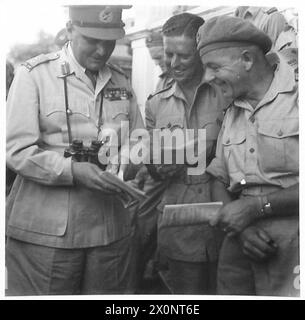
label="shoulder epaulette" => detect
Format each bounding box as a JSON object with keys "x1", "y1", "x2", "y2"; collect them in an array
[
  {"x1": 107, "y1": 62, "x2": 128, "y2": 78},
  {"x1": 266, "y1": 7, "x2": 278, "y2": 15},
  {"x1": 22, "y1": 52, "x2": 60, "y2": 71},
  {"x1": 147, "y1": 85, "x2": 173, "y2": 101}
]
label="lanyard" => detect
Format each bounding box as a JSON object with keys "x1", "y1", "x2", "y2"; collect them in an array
[
  {"x1": 61, "y1": 62, "x2": 105, "y2": 143},
  {"x1": 61, "y1": 62, "x2": 73, "y2": 145},
  {"x1": 96, "y1": 91, "x2": 104, "y2": 139}
]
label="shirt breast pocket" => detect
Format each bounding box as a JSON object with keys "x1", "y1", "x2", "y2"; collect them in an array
[
  {"x1": 257, "y1": 118, "x2": 299, "y2": 173},
  {"x1": 103, "y1": 100, "x2": 129, "y2": 125},
  {"x1": 156, "y1": 116, "x2": 184, "y2": 131},
  {"x1": 199, "y1": 113, "x2": 221, "y2": 140},
  {"x1": 45, "y1": 97, "x2": 90, "y2": 122},
  {"x1": 154, "y1": 116, "x2": 185, "y2": 161},
  {"x1": 222, "y1": 130, "x2": 246, "y2": 174},
  {"x1": 101, "y1": 100, "x2": 130, "y2": 144},
  {"x1": 43, "y1": 97, "x2": 91, "y2": 143}
]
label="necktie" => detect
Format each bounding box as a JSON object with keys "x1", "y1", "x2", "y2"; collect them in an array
[{"x1": 85, "y1": 69, "x2": 98, "y2": 88}]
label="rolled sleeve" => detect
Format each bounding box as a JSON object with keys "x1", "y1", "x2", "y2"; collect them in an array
[{"x1": 6, "y1": 66, "x2": 74, "y2": 186}]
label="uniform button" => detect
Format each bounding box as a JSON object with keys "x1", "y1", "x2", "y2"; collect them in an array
[
  {"x1": 277, "y1": 130, "x2": 283, "y2": 137},
  {"x1": 249, "y1": 116, "x2": 255, "y2": 123},
  {"x1": 66, "y1": 109, "x2": 72, "y2": 115},
  {"x1": 249, "y1": 148, "x2": 255, "y2": 153}
]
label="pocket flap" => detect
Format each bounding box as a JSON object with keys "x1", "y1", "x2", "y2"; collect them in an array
[
  {"x1": 103, "y1": 100, "x2": 129, "y2": 120},
  {"x1": 222, "y1": 131, "x2": 246, "y2": 145},
  {"x1": 156, "y1": 116, "x2": 184, "y2": 130},
  {"x1": 45, "y1": 96, "x2": 90, "y2": 118},
  {"x1": 258, "y1": 118, "x2": 298, "y2": 138}
]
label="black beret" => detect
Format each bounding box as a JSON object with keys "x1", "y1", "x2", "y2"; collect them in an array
[{"x1": 197, "y1": 15, "x2": 272, "y2": 56}]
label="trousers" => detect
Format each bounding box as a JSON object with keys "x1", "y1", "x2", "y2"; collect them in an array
[
  {"x1": 166, "y1": 258, "x2": 217, "y2": 294},
  {"x1": 6, "y1": 231, "x2": 138, "y2": 296},
  {"x1": 217, "y1": 216, "x2": 299, "y2": 296}
]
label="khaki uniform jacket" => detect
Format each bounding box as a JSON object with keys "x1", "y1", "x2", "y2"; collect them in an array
[{"x1": 6, "y1": 43, "x2": 144, "y2": 248}]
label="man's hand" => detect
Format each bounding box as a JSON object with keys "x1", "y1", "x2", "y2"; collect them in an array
[
  {"x1": 156, "y1": 164, "x2": 183, "y2": 180},
  {"x1": 239, "y1": 226, "x2": 278, "y2": 261},
  {"x1": 210, "y1": 197, "x2": 261, "y2": 236},
  {"x1": 72, "y1": 162, "x2": 121, "y2": 194}
]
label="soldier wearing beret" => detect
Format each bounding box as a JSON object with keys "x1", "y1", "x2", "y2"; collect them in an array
[
  {"x1": 145, "y1": 13, "x2": 229, "y2": 294},
  {"x1": 6, "y1": 5, "x2": 144, "y2": 295},
  {"x1": 198, "y1": 15, "x2": 299, "y2": 296}
]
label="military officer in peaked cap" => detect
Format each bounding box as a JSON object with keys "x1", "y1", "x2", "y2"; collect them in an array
[
  {"x1": 6, "y1": 5, "x2": 144, "y2": 295},
  {"x1": 198, "y1": 15, "x2": 299, "y2": 296}
]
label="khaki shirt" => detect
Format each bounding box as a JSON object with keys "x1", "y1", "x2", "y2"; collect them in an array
[
  {"x1": 207, "y1": 53, "x2": 298, "y2": 194},
  {"x1": 6, "y1": 43, "x2": 144, "y2": 248},
  {"x1": 146, "y1": 76, "x2": 228, "y2": 262}
]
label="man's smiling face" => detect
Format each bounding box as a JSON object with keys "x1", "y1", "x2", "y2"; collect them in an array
[
  {"x1": 164, "y1": 35, "x2": 202, "y2": 85},
  {"x1": 201, "y1": 48, "x2": 248, "y2": 100}
]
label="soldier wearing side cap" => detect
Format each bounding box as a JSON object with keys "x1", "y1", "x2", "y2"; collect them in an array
[
  {"x1": 146, "y1": 31, "x2": 166, "y2": 74},
  {"x1": 6, "y1": 5, "x2": 144, "y2": 295},
  {"x1": 197, "y1": 15, "x2": 299, "y2": 296},
  {"x1": 145, "y1": 13, "x2": 229, "y2": 294}
]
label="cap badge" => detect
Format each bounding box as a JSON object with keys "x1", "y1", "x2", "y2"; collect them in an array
[{"x1": 99, "y1": 7, "x2": 113, "y2": 23}]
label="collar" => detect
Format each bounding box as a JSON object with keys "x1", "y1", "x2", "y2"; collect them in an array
[
  {"x1": 59, "y1": 42, "x2": 112, "y2": 94},
  {"x1": 259, "y1": 52, "x2": 295, "y2": 104},
  {"x1": 161, "y1": 79, "x2": 182, "y2": 100},
  {"x1": 160, "y1": 72, "x2": 208, "y2": 100},
  {"x1": 233, "y1": 52, "x2": 296, "y2": 112},
  {"x1": 244, "y1": 6, "x2": 271, "y2": 18},
  {"x1": 67, "y1": 42, "x2": 85, "y2": 73}
]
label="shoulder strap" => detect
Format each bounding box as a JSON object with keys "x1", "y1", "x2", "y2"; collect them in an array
[
  {"x1": 22, "y1": 52, "x2": 60, "y2": 71},
  {"x1": 266, "y1": 7, "x2": 278, "y2": 15},
  {"x1": 147, "y1": 84, "x2": 173, "y2": 101}
]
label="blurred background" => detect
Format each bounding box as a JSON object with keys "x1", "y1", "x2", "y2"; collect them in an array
[{"x1": 4, "y1": 2, "x2": 298, "y2": 117}]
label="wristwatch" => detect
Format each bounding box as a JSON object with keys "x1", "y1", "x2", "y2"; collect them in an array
[{"x1": 260, "y1": 195, "x2": 273, "y2": 217}]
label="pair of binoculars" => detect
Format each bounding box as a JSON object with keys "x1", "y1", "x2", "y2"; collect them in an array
[{"x1": 64, "y1": 139, "x2": 106, "y2": 170}]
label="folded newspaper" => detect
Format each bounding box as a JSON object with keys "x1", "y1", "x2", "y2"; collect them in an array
[
  {"x1": 159, "y1": 202, "x2": 223, "y2": 229},
  {"x1": 101, "y1": 171, "x2": 147, "y2": 208}
]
